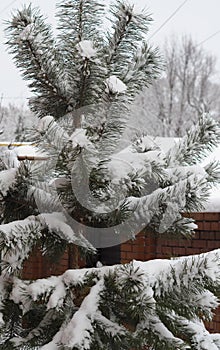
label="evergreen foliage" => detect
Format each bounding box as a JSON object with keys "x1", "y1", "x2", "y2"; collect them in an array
[{"x1": 1, "y1": 0, "x2": 220, "y2": 348}]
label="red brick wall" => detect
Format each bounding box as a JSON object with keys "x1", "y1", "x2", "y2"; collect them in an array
[
  {"x1": 121, "y1": 232, "x2": 157, "y2": 264},
  {"x1": 22, "y1": 247, "x2": 70, "y2": 279},
  {"x1": 155, "y1": 213, "x2": 220, "y2": 259},
  {"x1": 22, "y1": 245, "x2": 85, "y2": 280},
  {"x1": 120, "y1": 212, "x2": 220, "y2": 332}
]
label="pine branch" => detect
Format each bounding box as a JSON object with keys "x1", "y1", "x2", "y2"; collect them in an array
[
  {"x1": 167, "y1": 114, "x2": 220, "y2": 166},
  {"x1": 57, "y1": 0, "x2": 105, "y2": 45},
  {"x1": 123, "y1": 42, "x2": 161, "y2": 97},
  {"x1": 0, "y1": 212, "x2": 95, "y2": 274},
  {"x1": 5, "y1": 5, "x2": 70, "y2": 118},
  {"x1": 57, "y1": 0, "x2": 106, "y2": 109},
  {"x1": 3, "y1": 250, "x2": 220, "y2": 349},
  {"x1": 105, "y1": 1, "x2": 152, "y2": 69}
]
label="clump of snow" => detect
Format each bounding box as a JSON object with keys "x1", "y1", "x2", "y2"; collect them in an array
[
  {"x1": 17, "y1": 23, "x2": 43, "y2": 46},
  {"x1": 0, "y1": 312, "x2": 3, "y2": 326},
  {"x1": 151, "y1": 136, "x2": 180, "y2": 153},
  {"x1": 204, "y1": 190, "x2": 220, "y2": 212},
  {"x1": 181, "y1": 318, "x2": 220, "y2": 350},
  {"x1": 37, "y1": 115, "x2": 54, "y2": 132},
  {"x1": 39, "y1": 212, "x2": 95, "y2": 252},
  {"x1": 184, "y1": 222, "x2": 198, "y2": 230},
  {"x1": 27, "y1": 185, "x2": 61, "y2": 213},
  {"x1": 200, "y1": 144, "x2": 220, "y2": 212},
  {"x1": 39, "y1": 212, "x2": 75, "y2": 243},
  {"x1": 0, "y1": 216, "x2": 42, "y2": 272},
  {"x1": 70, "y1": 128, "x2": 95, "y2": 150},
  {"x1": 105, "y1": 75, "x2": 127, "y2": 94},
  {"x1": 107, "y1": 146, "x2": 163, "y2": 185},
  {"x1": 0, "y1": 276, "x2": 9, "y2": 318},
  {"x1": 29, "y1": 277, "x2": 59, "y2": 302},
  {"x1": 0, "y1": 168, "x2": 17, "y2": 196},
  {"x1": 47, "y1": 278, "x2": 66, "y2": 310},
  {"x1": 10, "y1": 278, "x2": 30, "y2": 310},
  {"x1": 76, "y1": 40, "x2": 97, "y2": 59},
  {"x1": 18, "y1": 24, "x2": 34, "y2": 42},
  {"x1": 133, "y1": 136, "x2": 160, "y2": 153},
  {"x1": 36, "y1": 116, "x2": 69, "y2": 151}
]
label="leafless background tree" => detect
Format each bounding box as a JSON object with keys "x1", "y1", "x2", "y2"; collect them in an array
[
  {"x1": 126, "y1": 35, "x2": 220, "y2": 139},
  {"x1": 0, "y1": 99, "x2": 36, "y2": 141}
]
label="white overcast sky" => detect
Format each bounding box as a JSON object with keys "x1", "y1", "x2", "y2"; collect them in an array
[{"x1": 0, "y1": 0, "x2": 220, "y2": 106}]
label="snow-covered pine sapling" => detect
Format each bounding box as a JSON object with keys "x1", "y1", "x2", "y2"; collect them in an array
[{"x1": 1, "y1": 0, "x2": 220, "y2": 349}]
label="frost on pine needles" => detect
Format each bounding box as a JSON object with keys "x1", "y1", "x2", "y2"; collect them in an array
[
  {"x1": 3, "y1": 250, "x2": 220, "y2": 349},
  {"x1": 2, "y1": 0, "x2": 220, "y2": 349}
]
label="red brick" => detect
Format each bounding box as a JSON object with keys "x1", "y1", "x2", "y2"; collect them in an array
[
  {"x1": 185, "y1": 247, "x2": 202, "y2": 256},
  {"x1": 204, "y1": 213, "x2": 220, "y2": 221},
  {"x1": 161, "y1": 246, "x2": 173, "y2": 257},
  {"x1": 120, "y1": 252, "x2": 128, "y2": 259},
  {"x1": 132, "y1": 244, "x2": 145, "y2": 253},
  {"x1": 191, "y1": 240, "x2": 208, "y2": 249},
  {"x1": 178, "y1": 239, "x2": 190, "y2": 247},
  {"x1": 145, "y1": 241, "x2": 156, "y2": 253},
  {"x1": 121, "y1": 243, "x2": 133, "y2": 252},
  {"x1": 121, "y1": 258, "x2": 130, "y2": 264},
  {"x1": 202, "y1": 222, "x2": 212, "y2": 231},
  {"x1": 196, "y1": 221, "x2": 206, "y2": 230},
  {"x1": 22, "y1": 246, "x2": 82, "y2": 280},
  {"x1": 156, "y1": 238, "x2": 165, "y2": 246},
  {"x1": 207, "y1": 241, "x2": 220, "y2": 250},
  {"x1": 126, "y1": 252, "x2": 146, "y2": 261},
  {"x1": 190, "y1": 212, "x2": 205, "y2": 221},
  {"x1": 211, "y1": 222, "x2": 220, "y2": 231},
  {"x1": 143, "y1": 252, "x2": 152, "y2": 260},
  {"x1": 164, "y1": 239, "x2": 179, "y2": 247},
  {"x1": 200, "y1": 231, "x2": 216, "y2": 240},
  {"x1": 192, "y1": 231, "x2": 200, "y2": 239},
  {"x1": 172, "y1": 247, "x2": 186, "y2": 257},
  {"x1": 156, "y1": 245, "x2": 162, "y2": 254},
  {"x1": 144, "y1": 236, "x2": 156, "y2": 246}
]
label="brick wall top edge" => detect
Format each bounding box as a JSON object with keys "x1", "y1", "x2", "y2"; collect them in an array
[
  {"x1": 192, "y1": 213, "x2": 220, "y2": 221},
  {"x1": 185, "y1": 212, "x2": 220, "y2": 221}
]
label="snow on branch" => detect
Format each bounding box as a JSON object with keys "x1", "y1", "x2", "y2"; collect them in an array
[
  {"x1": 0, "y1": 168, "x2": 17, "y2": 196},
  {"x1": 126, "y1": 172, "x2": 206, "y2": 236},
  {"x1": 167, "y1": 114, "x2": 220, "y2": 166},
  {"x1": 39, "y1": 213, "x2": 96, "y2": 253},
  {"x1": 123, "y1": 42, "x2": 161, "y2": 94},
  {"x1": 48, "y1": 279, "x2": 104, "y2": 349},
  {"x1": 0, "y1": 217, "x2": 42, "y2": 273},
  {"x1": 76, "y1": 40, "x2": 97, "y2": 59},
  {"x1": 181, "y1": 318, "x2": 220, "y2": 349},
  {"x1": 105, "y1": 75, "x2": 127, "y2": 94},
  {"x1": 0, "y1": 212, "x2": 94, "y2": 273},
  {"x1": 5, "y1": 249, "x2": 220, "y2": 349}
]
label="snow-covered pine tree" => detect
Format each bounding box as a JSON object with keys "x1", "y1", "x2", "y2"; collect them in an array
[{"x1": 1, "y1": 0, "x2": 220, "y2": 349}]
